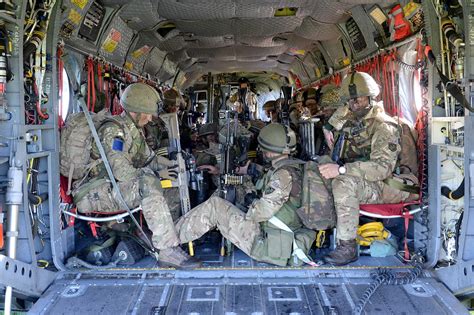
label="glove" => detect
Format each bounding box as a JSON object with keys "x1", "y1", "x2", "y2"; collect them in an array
[
  {"x1": 156, "y1": 155, "x2": 178, "y2": 167},
  {"x1": 243, "y1": 192, "x2": 258, "y2": 208},
  {"x1": 158, "y1": 166, "x2": 178, "y2": 180}
]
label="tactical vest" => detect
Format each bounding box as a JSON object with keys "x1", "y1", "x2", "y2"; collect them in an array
[
  {"x1": 250, "y1": 159, "x2": 315, "y2": 266},
  {"x1": 339, "y1": 110, "x2": 399, "y2": 163}
]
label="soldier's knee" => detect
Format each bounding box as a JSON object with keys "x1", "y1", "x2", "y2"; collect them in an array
[
  {"x1": 332, "y1": 175, "x2": 358, "y2": 194},
  {"x1": 139, "y1": 174, "x2": 163, "y2": 196}
]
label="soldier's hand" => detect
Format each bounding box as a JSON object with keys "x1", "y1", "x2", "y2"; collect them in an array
[
  {"x1": 198, "y1": 164, "x2": 219, "y2": 175},
  {"x1": 235, "y1": 160, "x2": 250, "y2": 175},
  {"x1": 323, "y1": 128, "x2": 335, "y2": 150},
  {"x1": 318, "y1": 163, "x2": 340, "y2": 179},
  {"x1": 158, "y1": 166, "x2": 179, "y2": 180},
  {"x1": 156, "y1": 155, "x2": 178, "y2": 167}
]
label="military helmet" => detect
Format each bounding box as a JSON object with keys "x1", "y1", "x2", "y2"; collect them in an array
[
  {"x1": 163, "y1": 88, "x2": 183, "y2": 109},
  {"x1": 304, "y1": 87, "x2": 318, "y2": 100},
  {"x1": 340, "y1": 71, "x2": 380, "y2": 100},
  {"x1": 120, "y1": 83, "x2": 160, "y2": 114},
  {"x1": 263, "y1": 100, "x2": 277, "y2": 111},
  {"x1": 198, "y1": 123, "x2": 217, "y2": 137},
  {"x1": 320, "y1": 85, "x2": 342, "y2": 109},
  {"x1": 257, "y1": 123, "x2": 296, "y2": 154}
]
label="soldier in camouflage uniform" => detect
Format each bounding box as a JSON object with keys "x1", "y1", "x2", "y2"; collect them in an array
[
  {"x1": 227, "y1": 77, "x2": 258, "y2": 120},
  {"x1": 75, "y1": 83, "x2": 200, "y2": 269},
  {"x1": 319, "y1": 72, "x2": 412, "y2": 265},
  {"x1": 263, "y1": 100, "x2": 279, "y2": 123},
  {"x1": 176, "y1": 124, "x2": 315, "y2": 267}
]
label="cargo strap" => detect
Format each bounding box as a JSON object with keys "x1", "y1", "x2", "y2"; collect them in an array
[
  {"x1": 425, "y1": 46, "x2": 474, "y2": 112},
  {"x1": 383, "y1": 177, "x2": 419, "y2": 194},
  {"x1": 268, "y1": 216, "x2": 319, "y2": 267},
  {"x1": 77, "y1": 95, "x2": 157, "y2": 257}
]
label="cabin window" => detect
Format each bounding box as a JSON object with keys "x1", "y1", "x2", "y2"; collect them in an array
[{"x1": 60, "y1": 68, "x2": 70, "y2": 122}]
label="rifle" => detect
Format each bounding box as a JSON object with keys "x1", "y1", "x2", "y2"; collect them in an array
[
  {"x1": 280, "y1": 86, "x2": 293, "y2": 126},
  {"x1": 160, "y1": 113, "x2": 195, "y2": 255},
  {"x1": 218, "y1": 110, "x2": 243, "y2": 203},
  {"x1": 331, "y1": 132, "x2": 346, "y2": 164},
  {"x1": 237, "y1": 87, "x2": 250, "y2": 122}
]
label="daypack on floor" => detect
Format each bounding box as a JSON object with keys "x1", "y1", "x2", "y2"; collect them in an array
[{"x1": 60, "y1": 110, "x2": 121, "y2": 187}]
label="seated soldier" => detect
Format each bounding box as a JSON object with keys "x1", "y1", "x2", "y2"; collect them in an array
[
  {"x1": 319, "y1": 72, "x2": 417, "y2": 266},
  {"x1": 73, "y1": 82, "x2": 200, "y2": 269},
  {"x1": 303, "y1": 87, "x2": 320, "y2": 116},
  {"x1": 175, "y1": 124, "x2": 316, "y2": 267},
  {"x1": 263, "y1": 100, "x2": 278, "y2": 123}
]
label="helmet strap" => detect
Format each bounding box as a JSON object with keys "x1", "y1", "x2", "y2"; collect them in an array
[{"x1": 349, "y1": 72, "x2": 357, "y2": 99}]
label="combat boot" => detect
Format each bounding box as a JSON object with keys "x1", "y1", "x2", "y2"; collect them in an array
[
  {"x1": 159, "y1": 246, "x2": 202, "y2": 269},
  {"x1": 323, "y1": 239, "x2": 358, "y2": 266}
]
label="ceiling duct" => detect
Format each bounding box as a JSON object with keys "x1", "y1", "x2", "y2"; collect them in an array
[{"x1": 119, "y1": 0, "x2": 161, "y2": 31}]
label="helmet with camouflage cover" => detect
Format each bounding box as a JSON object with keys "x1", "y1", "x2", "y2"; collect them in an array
[
  {"x1": 163, "y1": 88, "x2": 184, "y2": 111},
  {"x1": 319, "y1": 84, "x2": 342, "y2": 109},
  {"x1": 120, "y1": 83, "x2": 160, "y2": 114},
  {"x1": 304, "y1": 87, "x2": 318, "y2": 101},
  {"x1": 257, "y1": 123, "x2": 296, "y2": 154},
  {"x1": 340, "y1": 71, "x2": 380, "y2": 100},
  {"x1": 198, "y1": 123, "x2": 218, "y2": 137}
]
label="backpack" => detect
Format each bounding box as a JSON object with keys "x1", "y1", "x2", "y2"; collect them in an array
[
  {"x1": 397, "y1": 119, "x2": 418, "y2": 177},
  {"x1": 273, "y1": 157, "x2": 336, "y2": 231},
  {"x1": 60, "y1": 110, "x2": 122, "y2": 193},
  {"x1": 296, "y1": 158, "x2": 336, "y2": 231}
]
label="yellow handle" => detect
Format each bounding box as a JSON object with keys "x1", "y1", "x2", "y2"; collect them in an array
[{"x1": 188, "y1": 242, "x2": 194, "y2": 257}]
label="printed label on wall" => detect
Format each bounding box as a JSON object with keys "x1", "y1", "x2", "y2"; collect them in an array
[{"x1": 102, "y1": 28, "x2": 122, "y2": 53}]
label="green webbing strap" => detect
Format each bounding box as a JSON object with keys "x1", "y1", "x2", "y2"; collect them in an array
[
  {"x1": 87, "y1": 236, "x2": 117, "y2": 253},
  {"x1": 383, "y1": 177, "x2": 419, "y2": 194},
  {"x1": 268, "y1": 216, "x2": 319, "y2": 267}
]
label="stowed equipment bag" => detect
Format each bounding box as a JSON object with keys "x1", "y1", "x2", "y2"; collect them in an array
[{"x1": 296, "y1": 156, "x2": 336, "y2": 231}]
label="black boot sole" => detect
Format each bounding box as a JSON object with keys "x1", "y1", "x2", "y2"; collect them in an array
[{"x1": 323, "y1": 256, "x2": 358, "y2": 266}]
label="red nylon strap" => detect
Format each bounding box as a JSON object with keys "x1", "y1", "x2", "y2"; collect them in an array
[
  {"x1": 87, "y1": 58, "x2": 96, "y2": 112},
  {"x1": 97, "y1": 62, "x2": 103, "y2": 93},
  {"x1": 68, "y1": 207, "x2": 77, "y2": 227},
  {"x1": 403, "y1": 211, "x2": 413, "y2": 260}
]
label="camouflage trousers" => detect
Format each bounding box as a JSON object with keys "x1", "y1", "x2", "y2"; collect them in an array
[
  {"x1": 332, "y1": 175, "x2": 410, "y2": 241},
  {"x1": 162, "y1": 187, "x2": 181, "y2": 222},
  {"x1": 75, "y1": 173, "x2": 180, "y2": 250},
  {"x1": 175, "y1": 196, "x2": 260, "y2": 256}
]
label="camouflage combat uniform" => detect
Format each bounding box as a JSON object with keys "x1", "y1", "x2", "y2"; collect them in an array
[
  {"x1": 175, "y1": 158, "x2": 315, "y2": 266},
  {"x1": 76, "y1": 112, "x2": 180, "y2": 250},
  {"x1": 328, "y1": 103, "x2": 411, "y2": 241}
]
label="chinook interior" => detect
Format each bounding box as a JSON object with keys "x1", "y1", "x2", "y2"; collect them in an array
[{"x1": 0, "y1": 0, "x2": 473, "y2": 314}]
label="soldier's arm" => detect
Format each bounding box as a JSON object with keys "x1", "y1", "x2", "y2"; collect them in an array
[
  {"x1": 327, "y1": 105, "x2": 350, "y2": 131},
  {"x1": 345, "y1": 123, "x2": 400, "y2": 181},
  {"x1": 246, "y1": 168, "x2": 292, "y2": 222},
  {"x1": 99, "y1": 123, "x2": 141, "y2": 181}
]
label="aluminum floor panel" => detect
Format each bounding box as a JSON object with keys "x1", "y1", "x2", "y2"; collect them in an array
[{"x1": 29, "y1": 270, "x2": 468, "y2": 315}]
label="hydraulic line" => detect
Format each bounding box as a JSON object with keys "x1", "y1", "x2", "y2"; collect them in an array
[
  {"x1": 441, "y1": 178, "x2": 464, "y2": 200},
  {"x1": 353, "y1": 260, "x2": 424, "y2": 315}
]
